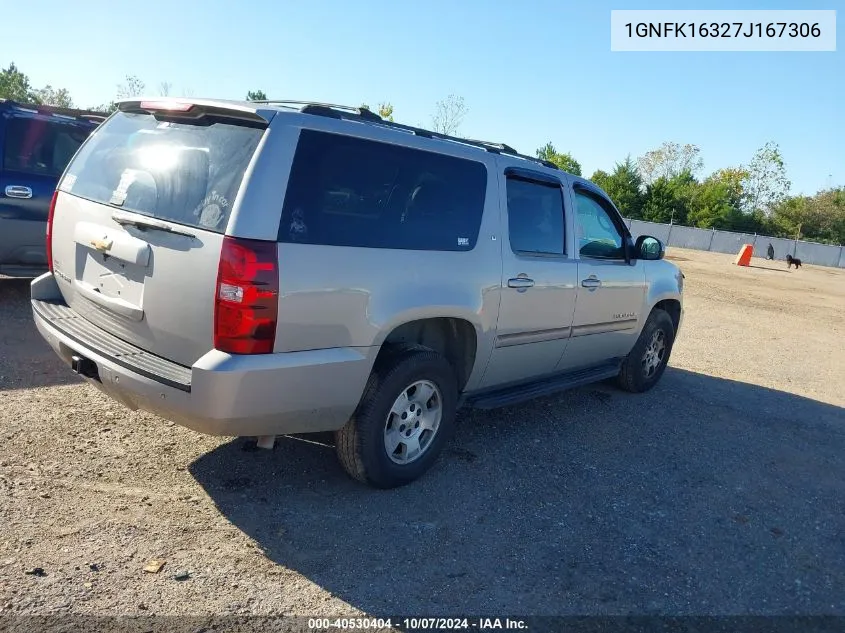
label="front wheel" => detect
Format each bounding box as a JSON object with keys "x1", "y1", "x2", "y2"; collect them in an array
[
  {"x1": 335, "y1": 348, "x2": 458, "y2": 488},
  {"x1": 617, "y1": 309, "x2": 675, "y2": 393}
]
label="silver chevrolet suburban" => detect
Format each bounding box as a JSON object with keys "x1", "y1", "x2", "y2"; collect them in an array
[{"x1": 31, "y1": 98, "x2": 683, "y2": 488}]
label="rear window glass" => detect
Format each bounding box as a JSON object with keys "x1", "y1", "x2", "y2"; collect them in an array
[
  {"x1": 3, "y1": 117, "x2": 92, "y2": 177},
  {"x1": 279, "y1": 130, "x2": 487, "y2": 251},
  {"x1": 60, "y1": 112, "x2": 264, "y2": 233}
]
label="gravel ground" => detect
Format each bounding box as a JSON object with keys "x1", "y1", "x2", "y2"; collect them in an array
[{"x1": 0, "y1": 248, "x2": 844, "y2": 618}]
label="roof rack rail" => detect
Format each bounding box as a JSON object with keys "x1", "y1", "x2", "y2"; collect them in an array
[
  {"x1": 248, "y1": 99, "x2": 380, "y2": 120},
  {"x1": 258, "y1": 99, "x2": 559, "y2": 171},
  {"x1": 249, "y1": 99, "x2": 359, "y2": 111},
  {"x1": 464, "y1": 139, "x2": 558, "y2": 170},
  {"x1": 371, "y1": 122, "x2": 559, "y2": 171}
]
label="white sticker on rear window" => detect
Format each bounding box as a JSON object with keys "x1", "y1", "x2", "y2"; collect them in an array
[
  {"x1": 109, "y1": 170, "x2": 138, "y2": 206},
  {"x1": 194, "y1": 191, "x2": 230, "y2": 229},
  {"x1": 288, "y1": 208, "x2": 308, "y2": 242},
  {"x1": 63, "y1": 174, "x2": 77, "y2": 192},
  {"x1": 199, "y1": 203, "x2": 224, "y2": 228}
]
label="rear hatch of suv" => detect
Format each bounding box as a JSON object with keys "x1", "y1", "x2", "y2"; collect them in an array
[{"x1": 49, "y1": 100, "x2": 270, "y2": 367}]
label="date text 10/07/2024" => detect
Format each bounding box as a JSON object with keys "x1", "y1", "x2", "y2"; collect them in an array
[
  {"x1": 308, "y1": 618, "x2": 528, "y2": 630},
  {"x1": 624, "y1": 22, "x2": 821, "y2": 39}
]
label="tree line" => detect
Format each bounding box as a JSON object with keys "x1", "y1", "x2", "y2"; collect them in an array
[
  {"x1": 2, "y1": 62, "x2": 841, "y2": 245},
  {"x1": 537, "y1": 140, "x2": 843, "y2": 246}
]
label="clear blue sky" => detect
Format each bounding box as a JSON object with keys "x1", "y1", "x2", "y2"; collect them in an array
[{"x1": 3, "y1": 0, "x2": 841, "y2": 195}]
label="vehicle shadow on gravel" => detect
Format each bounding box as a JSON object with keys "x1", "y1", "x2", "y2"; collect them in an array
[
  {"x1": 0, "y1": 278, "x2": 82, "y2": 391},
  {"x1": 189, "y1": 367, "x2": 845, "y2": 616}
]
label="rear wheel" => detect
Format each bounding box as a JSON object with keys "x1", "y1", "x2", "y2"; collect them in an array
[
  {"x1": 617, "y1": 309, "x2": 675, "y2": 393},
  {"x1": 335, "y1": 348, "x2": 458, "y2": 488}
]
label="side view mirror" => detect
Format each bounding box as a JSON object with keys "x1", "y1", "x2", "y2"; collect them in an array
[{"x1": 635, "y1": 235, "x2": 665, "y2": 260}]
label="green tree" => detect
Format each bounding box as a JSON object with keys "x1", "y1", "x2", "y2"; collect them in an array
[
  {"x1": 116, "y1": 75, "x2": 145, "y2": 99},
  {"x1": 431, "y1": 94, "x2": 467, "y2": 136},
  {"x1": 590, "y1": 156, "x2": 644, "y2": 218},
  {"x1": 32, "y1": 85, "x2": 74, "y2": 108},
  {"x1": 637, "y1": 142, "x2": 704, "y2": 185},
  {"x1": 89, "y1": 101, "x2": 118, "y2": 114},
  {"x1": 711, "y1": 167, "x2": 748, "y2": 210},
  {"x1": 1, "y1": 62, "x2": 76, "y2": 108},
  {"x1": 536, "y1": 142, "x2": 581, "y2": 175},
  {"x1": 361, "y1": 102, "x2": 396, "y2": 121},
  {"x1": 246, "y1": 90, "x2": 267, "y2": 101},
  {"x1": 743, "y1": 141, "x2": 790, "y2": 215},
  {"x1": 685, "y1": 167, "x2": 749, "y2": 229},
  {"x1": 642, "y1": 171, "x2": 695, "y2": 224},
  {"x1": 378, "y1": 102, "x2": 395, "y2": 122},
  {"x1": 591, "y1": 169, "x2": 611, "y2": 186},
  {"x1": 0, "y1": 62, "x2": 37, "y2": 102},
  {"x1": 771, "y1": 188, "x2": 845, "y2": 245},
  {"x1": 685, "y1": 179, "x2": 735, "y2": 229}
]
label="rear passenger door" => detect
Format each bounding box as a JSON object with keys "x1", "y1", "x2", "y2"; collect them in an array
[
  {"x1": 556, "y1": 185, "x2": 646, "y2": 372},
  {"x1": 479, "y1": 168, "x2": 578, "y2": 388},
  {"x1": 0, "y1": 114, "x2": 90, "y2": 267}
]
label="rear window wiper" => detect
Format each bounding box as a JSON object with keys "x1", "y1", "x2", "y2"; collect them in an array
[{"x1": 111, "y1": 211, "x2": 196, "y2": 238}]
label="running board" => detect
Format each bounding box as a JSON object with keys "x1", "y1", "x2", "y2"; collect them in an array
[{"x1": 463, "y1": 361, "x2": 622, "y2": 410}]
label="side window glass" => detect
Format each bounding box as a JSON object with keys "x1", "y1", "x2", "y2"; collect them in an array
[
  {"x1": 3, "y1": 118, "x2": 89, "y2": 177},
  {"x1": 574, "y1": 189, "x2": 625, "y2": 259},
  {"x1": 506, "y1": 177, "x2": 565, "y2": 256},
  {"x1": 279, "y1": 130, "x2": 488, "y2": 251}
]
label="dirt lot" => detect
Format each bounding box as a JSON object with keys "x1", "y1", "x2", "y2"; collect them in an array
[{"x1": 1, "y1": 248, "x2": 844, "y2": 618}]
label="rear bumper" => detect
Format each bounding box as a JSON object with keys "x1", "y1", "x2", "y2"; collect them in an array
[{"x1": 31, "y1": 273, "x2": 375, "y2": 437}]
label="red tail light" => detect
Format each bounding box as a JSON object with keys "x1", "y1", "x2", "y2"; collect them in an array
[
  {"x1": 46, "y1": 190, "x2": 58, "y2": 272},
  {"x1": 214, "y1": 236, "x2": 279, "y2": 354}
]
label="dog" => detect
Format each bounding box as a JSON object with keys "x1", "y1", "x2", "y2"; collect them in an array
[{"x1": 786, "y1": 254, "x2": 802, "y2": 269}]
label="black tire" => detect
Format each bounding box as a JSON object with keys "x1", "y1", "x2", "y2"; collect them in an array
[
  {"x1": 335, "y1": 348, "x2": 458, "y2": 489},
  {"x1": 617, "y1": 308, "x2": 675, "y2": 393}
]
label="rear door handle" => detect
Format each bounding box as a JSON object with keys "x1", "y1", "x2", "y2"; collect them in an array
[
  {"x1": 581, "y1": 278, "x2": 602, "y2": 289},
  {"x1": 507, "y1": 277, "x2": 535, "y2": 289},
  {"x1": 4, "y1": 185, "x2": 33, "y2": 199}
]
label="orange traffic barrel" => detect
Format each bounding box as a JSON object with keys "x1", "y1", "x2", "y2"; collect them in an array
[{"x1": 735, "y1": 244, "x2": 753, "y2": 266}]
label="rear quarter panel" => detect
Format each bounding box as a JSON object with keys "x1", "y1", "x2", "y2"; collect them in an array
[{"x1": 262, "y1": 116, "x2": 503, "y2": 391}]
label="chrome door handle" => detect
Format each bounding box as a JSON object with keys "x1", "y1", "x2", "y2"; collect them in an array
[
  {"x1": 581, "y1": 278, "x2": 602, "y2": 289},
  {"x1": 4, "y1": 185, "x2": 33, "y2": 199},
  {"x1": 507, "y1": 277, "x2": 535, "y2": 289}
]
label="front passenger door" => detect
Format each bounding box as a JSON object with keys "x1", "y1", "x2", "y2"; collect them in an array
[{"x1": 556, "y1": 186, "x2": 646, "y2": 372}]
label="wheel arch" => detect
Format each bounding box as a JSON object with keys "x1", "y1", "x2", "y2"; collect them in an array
[
  {"x1": 375, "y1": 317, "x2": 479, "y2": 392},
  {"x1": 651, "y1": 298, "x2": 682, "y2": 334}
]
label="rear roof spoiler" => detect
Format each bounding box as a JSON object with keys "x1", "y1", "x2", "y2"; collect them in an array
[{"x1": 117, "y1": 97, "x2": 276, "y2": 126}]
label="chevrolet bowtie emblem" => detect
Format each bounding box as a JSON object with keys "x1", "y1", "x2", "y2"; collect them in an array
[{"x1": 90, "y1": 237, "x2": 113, "y2": 252}]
